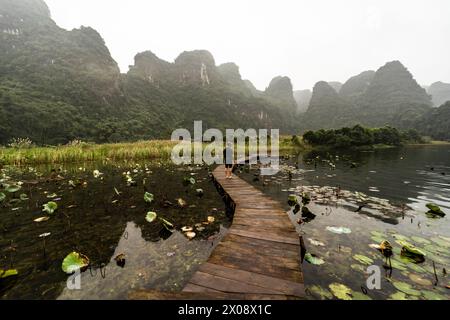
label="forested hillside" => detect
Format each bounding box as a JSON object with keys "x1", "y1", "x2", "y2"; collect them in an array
[{"x1": 0, "y1": 0, "x2": 294, "y2": 145}]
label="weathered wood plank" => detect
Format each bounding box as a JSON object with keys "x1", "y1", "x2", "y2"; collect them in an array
[{"x1": 198, "y1": 263, "x2": 305, "y2": 297}]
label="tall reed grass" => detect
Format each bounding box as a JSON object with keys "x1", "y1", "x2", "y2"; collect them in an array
[{"x1": 0, "y1": 136, "x2": 301, "y2": 165}]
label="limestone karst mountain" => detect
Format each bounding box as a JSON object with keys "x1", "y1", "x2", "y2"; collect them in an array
[
  {"x1": 328, "y1": 82, "x2": 343, "y2": 93},
  {"x1": 427, "y1": 81, "x2": 450, "y2": 108},
  {"x1": 300, "y1": 81, "x2": 357, "y2": 130},
  {"x1": 265, "y1": 76, "x2": 297, "y2": 110},
  {"x1": 339, "y1": 70, "x2": 375, "y2": 103},
  {"x1": 0, "y1": 0, "x2": 294, "y2": 144},
  {"x1": 0, "y1": 0, "x2": 448, "y2": 143},
  {"x1": 299, "y1": 61, "x2": 434, "y2": 132},
  {"x1": 293, "y1": 90, "x2": 312, "y2": 114}
]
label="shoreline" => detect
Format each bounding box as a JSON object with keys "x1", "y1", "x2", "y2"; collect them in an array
[{"x1": 1, "y1": 137, "x2": 448, "y2": 166}]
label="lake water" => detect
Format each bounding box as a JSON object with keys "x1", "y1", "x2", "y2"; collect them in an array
[
  {"x1": 238, "y1": 145, "x2": 450, "y2": 300},
  {"x1": 1, "y1": 146, "x2": 449, "y2": 300},
  {"x1": 0, "y1": 160, "x2": 231, "y2": 299}
]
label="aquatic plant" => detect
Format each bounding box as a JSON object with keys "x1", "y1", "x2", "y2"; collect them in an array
[
  {"x1": 145, "y1": 212, "x2": 157, "y2": 223},
  {"x1": 144, "y1": 192, "x2": 154, "y2": 204},
  {"x1": 0, "y1": 269, "x2": 19, "y2": 279},
  {"x1": 305, "y1": 253, "x2": 325, "y2": 265},
  {"x1": 61, "y1": 252, "x2": 90, "y2": 274},
  {"x1": 42, "y1": 201, "x2": 58, "y2": 214}
]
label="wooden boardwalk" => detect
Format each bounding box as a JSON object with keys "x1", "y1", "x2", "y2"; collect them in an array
[{"x1": 130, "y1": 165, "x2": 305, "y2": 300}]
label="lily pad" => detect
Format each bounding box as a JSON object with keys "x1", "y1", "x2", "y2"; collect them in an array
[
  {"x1": 392, "y1": 281, "x2": 421, "y2": 296},
  {"x1": 371, "y1": 231, "x2": 387, "y2": 238},
  {"x1": 308, "y1": 238, "x2": 325, "y2": 247},
  {"x1": 430, "y1": 237, "x2": 450, "y2": 248},
  {"x1": 19, "y1": 193, "x2": 29, "y2": 201},
  {"x1": 350, "y1": 264, "x2": 366, "y2": 273},
  {"x1": 390, "y1": 258, "x2": 408, "y2": 271},
  {"x1": 329, "y1": 283, "x2": 352, "y2": 300},
  {"x1": 145, "y1": 212, "x2": 157, "y2": 223},
  {"x1": 326, "y1": 226, "x2": 351, "y2": 234},
  {"x1": 408, "y1": 273, "x2": 433, "y2": 286},
  {"x1": 0, "y1": 269, "x2": 18, "y2": 279},
  {"x1": 351, "y1": 291, "x2": 372, "y2": 300},
  {"x1": 407, "y1": 263, "x2": 427, "y2": 274},
  {"x1": 42, "y1": 201, "x2": 58, "y2": 214},
  {"x1": 304, "y1": 253, "x2": 325, "y2": 265},
  {"x1": 426, "y1": 203, "x2": 445, "y2": 216},
  {"x1": 411, "y1": 236, "x2": 431, "y2": 245},
  {"x1": 422, "y1": 290, "x2": 447, "y2": 300},
  {"x1": 392, "y1": 234, "x2": 411, "y2": 242},
  {"x1": 5, "y1": 185, "x2": 21, "y2": 193},
  {"x1": 400, "y1": 242, "x2": 426, "y2": 262},
  {"x1": 61, "y1": 252, "x2": 89, "y2": 274},
  {"x1": 308, "y1": 285, "x2": 333, "y2": 300},
  {"x1": 287, "y1": 194, "x2": 299, "y2": 206},
  {"x1": 388, "y1": 291, "x2": 408, "y2": 300},
  {"x1": 144, "y1": 192, "x2": 154, "y2": 204},
  {"x1": 353, "y1": 254, "x2": 374, "y2": 265}
]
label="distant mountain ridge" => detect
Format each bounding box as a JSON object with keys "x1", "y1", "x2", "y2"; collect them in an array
[
  {"x1": 0, "y1": 0, "x2": 448, "y2": 143},
  {"x1": 298, "y1": 61, "x2": 435, "y2": 134}
]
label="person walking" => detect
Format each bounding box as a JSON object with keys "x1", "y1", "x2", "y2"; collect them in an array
[{"x1": 223, "y1": 142, "x2": 234, "y2": 179}]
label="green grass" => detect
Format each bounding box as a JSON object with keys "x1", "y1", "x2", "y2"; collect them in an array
[
  {"x1": 0, "y1": 137, "x2": 303, "y2": 165},
  {"x1": 0, "y1": 140, "x2": 177, "y2": 165}
]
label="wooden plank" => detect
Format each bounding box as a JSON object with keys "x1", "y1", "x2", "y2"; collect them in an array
[
  {"x1": 198, "y1": 263, "x2": 305, "y2": 297},
  {"x1": 211, "y1": 244, "x2": 301, "y2": 271},
  {"x1": 188, "y1": 271, "x2": 286, "y2": 294},
  {"x1": 207, "y1": 250, "x2": 303, "y2": 283},
  {"x1": 224, "y1": 233, "x2": 301, "y2": 253},
  {"x1": 228, "y1": 228, "x2": 300, "y2": 245}
]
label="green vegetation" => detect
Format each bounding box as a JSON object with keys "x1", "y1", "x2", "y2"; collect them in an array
[
  {"x1": 0, "y1": 140, "x2": 177, "y2": 165},
  {"x1": 0, "y1": 1, "x2": 297, "y2": 145},
  {"x1": 0, "y1": 137, "x2": 297, "y2": 165},
  {"x1": 302, "y1": 125, "x2": 424, "y2": 149},
  {"x1": 415, "y1": 101, "x2": 450, "y2": 141},
  {"x1": 299, "y1": 61, "x2": 436, "y2": 137}
]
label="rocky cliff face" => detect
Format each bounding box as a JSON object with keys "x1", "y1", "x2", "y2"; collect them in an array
[
  {"x1": 300, "y1": 81, "x2": 356, "y2": 130},
  {"x1": 265, "y1": 76, "x2": 297, "y2": 110},
  {"x1": 0, "y1": 0, "x2": 121, "y2": 104},
  {"x1": 174, "y1": 50, "x2": 218, "y2": 86},
  {"x1": 362, "y1": 61, "x2": 432, "y2": 109},
  {"x1": 428, "y1": 81, "x2": 450, "y2": 107},
  {"x1": 128, "y1": 51, "x2": 172, "y2": 85},
  {"x1": 328, "y1": 81, "x2": 343, "y2": 93},
  {"x1": 339, "y1": 70, "x2": 375, "y2": 103}
]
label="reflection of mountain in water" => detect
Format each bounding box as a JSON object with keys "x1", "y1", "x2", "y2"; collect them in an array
[{"x1": 58, "y1": 222, "x2": 227, "y2": 299}]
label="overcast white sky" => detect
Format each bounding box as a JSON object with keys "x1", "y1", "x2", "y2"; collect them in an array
[{"x1": 45, "y1": 0, "x2": 450, "y2": 90}]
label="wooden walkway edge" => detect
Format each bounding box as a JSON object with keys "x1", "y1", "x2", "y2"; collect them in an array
[{"x1": 130, "y1": 165, "x2": 305, "y2": 300}]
